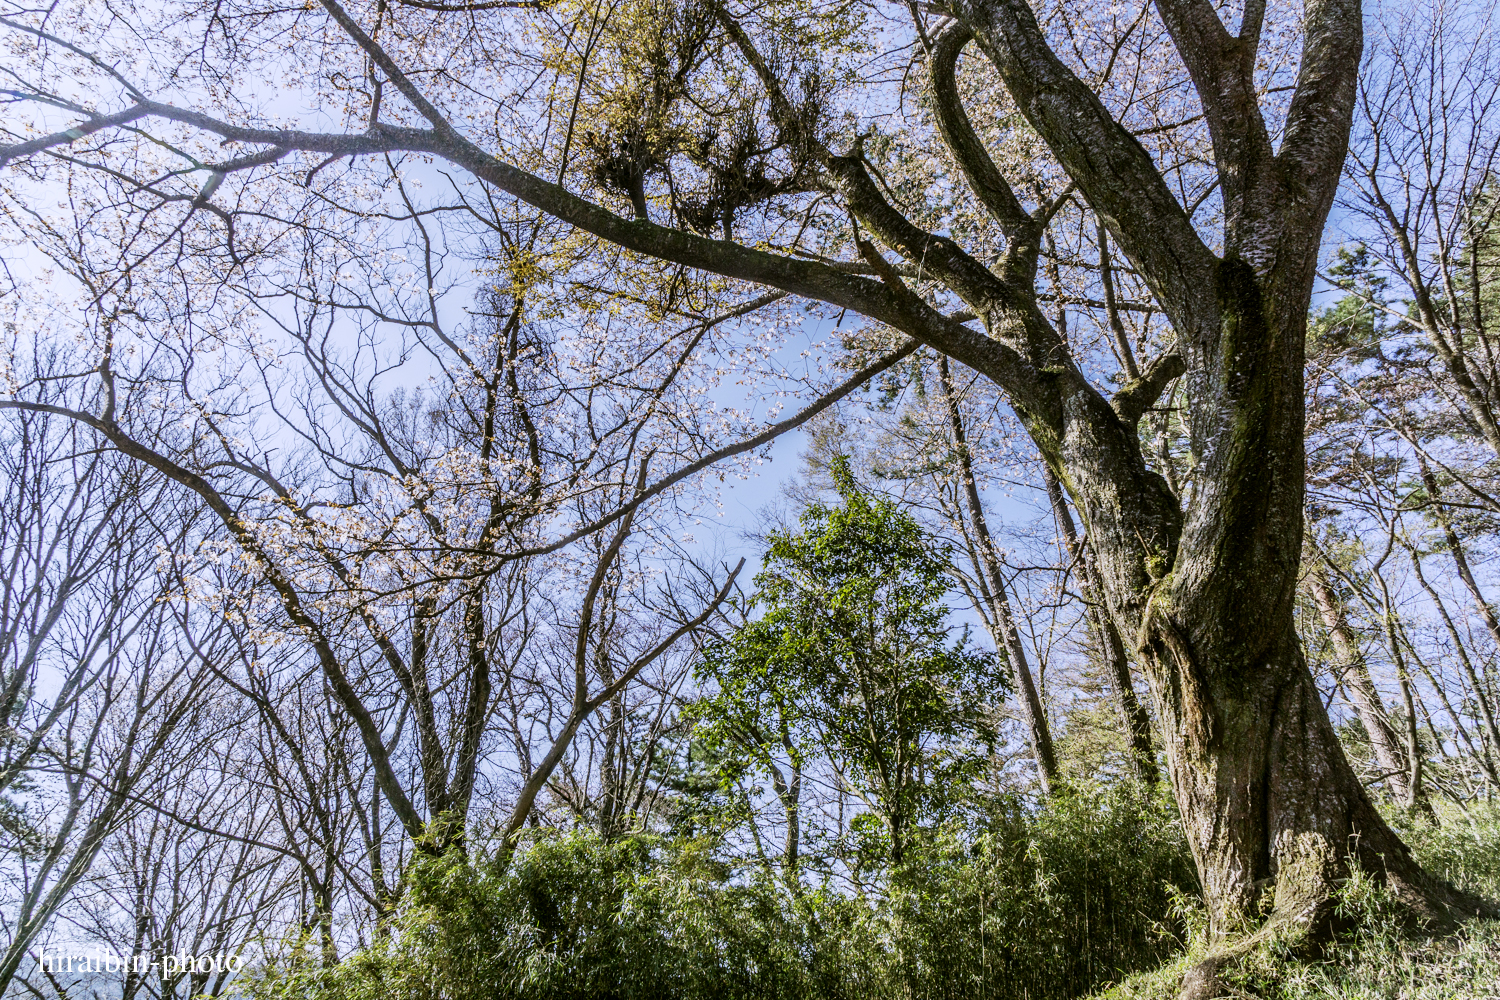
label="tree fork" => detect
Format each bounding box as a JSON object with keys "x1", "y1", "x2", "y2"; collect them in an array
[{"x1": 950, "y1": 0, "x2": 1499, "y2": 960}]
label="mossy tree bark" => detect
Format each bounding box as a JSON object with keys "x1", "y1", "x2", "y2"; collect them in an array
[{"x1": 945, "y1": 0, "x2": 1494, "y2": 939}]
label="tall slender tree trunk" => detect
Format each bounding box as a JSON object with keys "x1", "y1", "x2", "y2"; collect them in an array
[
  {"x1": 1405, "y1": 539, "x2": 1500, "y2": 783},
  {"x1": 1044, "y1": 468, "x2": 1158, "y2": 783},
  {"x1": 1369, "y1": 558, "x2": 1436, "y2": 821},
  {"x1": 598, "y1": 691, "x2": 624, "y2": 839},
  {"x1": 1304, "y1": 566, "x2": 1423, "y2": 809},
  {"x1": 768, "y1": 755, "x2": 801, "y2": 869},
  {"x1": 938, "y1": 356, "x2": 1058, "y2": 794}
]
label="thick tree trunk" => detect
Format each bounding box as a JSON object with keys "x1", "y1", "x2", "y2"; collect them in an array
[
  {"x1": 1142, "y1": 616, "x2": 1468, "y2": 938},
  {"x1": 1103, "y1": 277, "x2": 1490, "y2": 944},
  {"x1": 944, "y1": 0, "x2": 1500, "y2": 951}
]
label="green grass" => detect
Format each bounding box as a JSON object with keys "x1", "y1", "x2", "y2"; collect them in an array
[{"x1": 1096, "y1": 801, "x2": 1500, "y2": 1000}]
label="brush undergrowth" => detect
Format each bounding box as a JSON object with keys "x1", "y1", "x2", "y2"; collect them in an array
[
  {"x1": 247, "y1": 795, "x2": 1500, "y2": 1000},
  {"x1": 249, "y1": 782, "x2": 1195, "y2": 1000}
]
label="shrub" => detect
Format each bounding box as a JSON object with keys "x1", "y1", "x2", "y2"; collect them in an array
[
  {"x1": 252, "y1": 833, "x2": 858, "y2": 1000},
  {"x1": 883, "y1": 780, "x2": 1198, "y2": 1000},
  {"x1": 251, "y1": 781, "x2": 1197, "y2": 1000}
]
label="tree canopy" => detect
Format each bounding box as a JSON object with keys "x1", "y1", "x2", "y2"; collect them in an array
[{"x1": 696, "y1": 457, "x2": 1004, "y2": 864}]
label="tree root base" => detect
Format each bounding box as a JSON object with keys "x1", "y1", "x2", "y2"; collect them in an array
[{"x1": 1173, "y1": 890, "x2": 1500, "y2": 1000}]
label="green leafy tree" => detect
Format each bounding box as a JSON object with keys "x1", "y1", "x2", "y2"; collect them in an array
[{"x1": 695, "y1": 457, "x2": 1004, "y2": 865}]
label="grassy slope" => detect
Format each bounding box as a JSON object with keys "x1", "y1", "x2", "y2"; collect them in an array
[{"x1": 1098, "y1": 803, "x2": 1500, "y2": 1000}]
